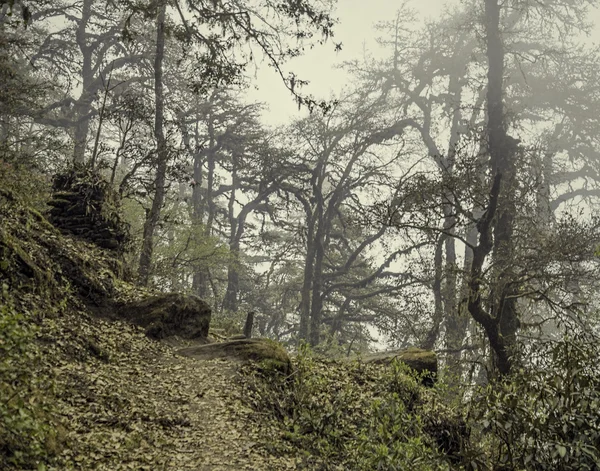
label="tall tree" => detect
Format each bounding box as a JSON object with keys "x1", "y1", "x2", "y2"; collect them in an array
[
  {"x1": 138, "y1": 1, "x2": 167, "y2": 285},
  {"x1": 276, "y1": 97, "x2": 431, "y2": 346},
  {"x1": 133, "y1": 0, "x2": 337, "y2": 286},
  {"x1": 466, "y1": 0, "x2": 520, "y2": 375}
]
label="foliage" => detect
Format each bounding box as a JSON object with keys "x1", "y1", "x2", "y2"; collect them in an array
[
  {"x1": 0, "y1": 289, "x2": 58, "y2": 470},
  {"x1": 241, "y1": 344, "x2": 463, "y2": 470},
  {"x1": 210, "y1": 308, "x2": 247, "y2": 336},
  {"x1": 0, "y1": 160, "x2": 50, "y2": 211},
  {"x1": 466, "y1": 336, "x2": 600, "y2": 470}
]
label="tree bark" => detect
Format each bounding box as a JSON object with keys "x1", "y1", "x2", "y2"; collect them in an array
[
  {"x1": 422, "y1": 235, "x2": 444, "y2": 350},
  {"x1": 298, "y1": 209, "x2": 315, "y2": 342},
  {"x1": 309, "y1": 222, "x2": 325, "y2": 346},
  {"x1": 486, "y1": 0, "x2": 519, "y2": 375},
  {"x1": 138, "y1": 2, "x2": 168, "y2": 286},
  {"x1": 191, "y1": 119, "x2": 210, "y2": 299},
  {"x1": 223, "y1": 240, "x2": 240, "y2": 313},
  {"x1": 223, "y1": 154, "x2": 240, "y2": 313},
  {"x1": 72, "y1": 0, "x2": 93, "y2": 165},
  {"x1": 466, "y1": 0, "x2": 520, "y2": 376}
]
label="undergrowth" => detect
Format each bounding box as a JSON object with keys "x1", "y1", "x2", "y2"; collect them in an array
[
  {"x1": 240, "y1": 344, "x2": 465, "y2": 470},
  {"x1": 465, "y1": 336, "x2": 600, "y2": 471},
  {"x1": 0, "y1": 287, "x2": 59, "y2": 470}
]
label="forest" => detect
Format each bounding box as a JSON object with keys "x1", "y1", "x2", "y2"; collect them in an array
[{"x1": 1, "y1": 0, "x2": 600, "y2": 469}]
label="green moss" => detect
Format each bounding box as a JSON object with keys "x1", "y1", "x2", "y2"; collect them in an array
[
  {"x1": 241, "y1": 339, "x2": 291, "y2": 374},
  {"x1": 178, "y1": 338, "x2": 292, "y2": 374},
  {"x1": 0, "y1": 228, "x2": 52, "y2": 289}
]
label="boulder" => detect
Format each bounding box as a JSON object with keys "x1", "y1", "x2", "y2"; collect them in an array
[
  {"x1": 47, "y1": 167, "x2": 129, "y2": 253},
  {"x1": 361, "y1": 347, "x2": 437, "y2": 385},
  {"x1": 117, "y1": 293, "x2": 211, "y2": 341},
  {"x1": 177, "y1": 338, "x2": 291, "y2": 373}
]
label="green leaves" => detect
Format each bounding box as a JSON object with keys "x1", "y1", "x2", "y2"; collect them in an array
[
  {"x1": 0, "y1": 296, "x2": 57, "y2": 470},
  {"x1": 241, "y1": 349, "x2": 459, "y2": 470},
  {"x1": 467, "y1": 336, "x2": 600, "y2": 470}
]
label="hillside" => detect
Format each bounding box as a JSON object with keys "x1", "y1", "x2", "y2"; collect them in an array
[
  {"x1": 0, "y1": 181, "x2": 305, "y2": 470},
  {"x1": 0, "y1": 176, "x2": 464, "y2": 470}
]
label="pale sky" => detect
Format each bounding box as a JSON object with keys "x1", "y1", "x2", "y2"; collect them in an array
[{"x1": 248, "y1": 0, "x2": 600, "y2": 126}]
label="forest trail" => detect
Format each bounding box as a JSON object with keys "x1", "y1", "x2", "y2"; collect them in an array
[{"x1": 43, "y1": 311, "x2": 295, "y2": 471}]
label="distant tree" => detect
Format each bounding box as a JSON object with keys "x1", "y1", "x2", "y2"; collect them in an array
[
  {"x1": 138, "y1": 0, "x2": 167, "y2": 285},
  {"x1": 135, "y1": 0, "x2": 337, "y2": 286},
  {"x1": 267, "y1": 95, "x2": 435, "y2": 347}
]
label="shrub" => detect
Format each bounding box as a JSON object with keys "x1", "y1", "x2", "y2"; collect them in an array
[
  {"x1": 466, "y1": 335, "x2": 600, "y2": 471},
  {"x1": 242, "y1": 344, "x2": 458, "y2": 470}
]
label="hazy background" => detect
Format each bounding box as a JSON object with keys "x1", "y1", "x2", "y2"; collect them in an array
[{"x1": 249, "y1": 0, "x2": 600, "y2": 125}]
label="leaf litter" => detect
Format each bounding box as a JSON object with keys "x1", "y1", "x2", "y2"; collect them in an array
[{"x1": 39, "y1": 309, "x2": 300, "y2": 470}]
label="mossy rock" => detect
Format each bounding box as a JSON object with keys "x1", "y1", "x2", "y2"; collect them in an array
[
  {"x1": 117, "y1": 293, "x2": 211, "y2": 341},
  {"x1": 47, "y1": 166, "x2": 130, "y2": 253},
  {"x1": 177, "y1": 338, "x2": 291, "y2": 374},
  {"x1": 360, "y1": 347, "x2": 437, "y2": 385}
]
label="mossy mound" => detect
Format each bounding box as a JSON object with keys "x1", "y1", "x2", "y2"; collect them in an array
[
  {"x1": 178, "y1": 338, "x2": 291, "y2": 373},
  {"x1": 116, "y1": 293, "x2": 211, "y2": 340},
  {"x1": 360, "y1": 347, "x2": 437, "y2": 385},
  {"x1": 361, "y1": 347, "x2": 437, "y2": 372},
  {"x1": 47, "y1": 166, "x2": 129, "y2": 252}
]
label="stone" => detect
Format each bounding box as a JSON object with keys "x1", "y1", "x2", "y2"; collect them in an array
[
  {"x1": 117, "y1": 293, "x2": 211, "y2": 341},
  {"x1": 177, "y1": 338, "x2": 291, "y2": 373}
]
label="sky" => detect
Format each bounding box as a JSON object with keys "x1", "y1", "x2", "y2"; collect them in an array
[{"x1": 248, "y1": 0, "x2": 600, "y2": 126}]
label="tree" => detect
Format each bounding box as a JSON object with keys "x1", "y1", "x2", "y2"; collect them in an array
[
  {"x1": 138, "y1": 0, "x2": 167, "y2": 285},
  {"x1": 270, "y1": 95, "x2": 434, "y2": 346},
  {"x1": 132, "y1": 0, "x2": 337, "y2": 286},
  {"x1": 355, "y1": 0, "x2": 600, "y2": 377},
  {"x1": 19, "y1": 0, "x2": 151, "y2": 164}
]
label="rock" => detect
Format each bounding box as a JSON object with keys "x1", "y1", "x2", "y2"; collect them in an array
[
  {"x1": 178, "y1": 338, "x2": 291, "y2": 373},
  {"x1": 227, "y1": 334, "x2": 247, "y2": 341},
  {"x1": 361, "y1": 347, "x2": 437, "y2": 385},
  {"x1": 47, "y1": 167, "x2": 129, "y2": 253},
  {"x1": 117, "y1": 293, "x2": 211, "y2": 341}
]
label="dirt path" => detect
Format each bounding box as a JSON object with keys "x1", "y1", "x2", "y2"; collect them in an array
[{"x1": 42, "y1": 313, "x2": 296, "y2": 470}]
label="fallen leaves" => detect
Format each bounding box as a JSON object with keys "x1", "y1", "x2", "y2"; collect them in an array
[{"x1": 34, "y1": 309, "x2": 299, "y2": 471}]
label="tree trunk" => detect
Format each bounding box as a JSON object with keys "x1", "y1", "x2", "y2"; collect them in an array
[
  {"x1": 191, "y1": 126, "x2": 209, "y2": 299},
  {"x1": 422, "y1": 235, "x2": 444, "y2": 350},
  {"x1": 467, "y1": 0, "x2": 520, "y2": 376},
  {"x1": 486, "y1": 0, "x2": 519, "y2": 375},
  {"x1": 72, "y1": 0, "x2": 93, "y2": 165},
  {"x1": 223, "y1": 241, "x2": 240, "y2": 313},
  {"x1": 441, "y1": 54, "x2": 467, "y2": 375},
  {"x1": 298, "y1": 212, "x2": 315, "y2": 342},
  {"x1": 138, "y1": 2, "x2": 168, "y2": 286},
  {"x1": 309, "y1": 224, "x2": 325, "y2": 346},
  {"x1": 223, "y1": 155, "x2": 240, "y2": 313}
]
